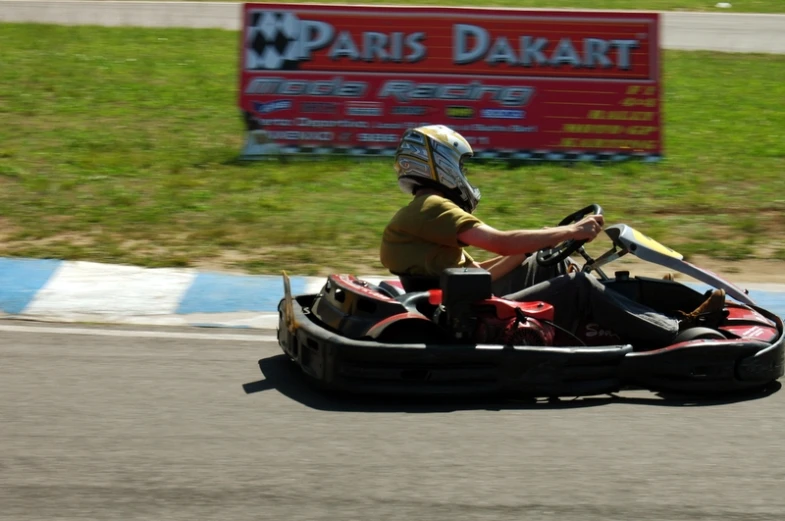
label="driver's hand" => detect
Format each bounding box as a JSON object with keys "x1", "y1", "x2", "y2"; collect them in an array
[{"x1": 571, "y1": 214, "x2": 604, "y2": 241}]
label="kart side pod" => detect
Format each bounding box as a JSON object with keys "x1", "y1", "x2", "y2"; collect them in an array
[{"x1": 311, "y1": 275, "x2": 418, "y2": 339}]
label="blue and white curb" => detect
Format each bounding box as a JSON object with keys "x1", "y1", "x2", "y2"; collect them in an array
[
  {"x1": 1, "y1": 257, "x2": 783, "y2": 329},
  {"x1": 0, "y1": 258, "x2": 385, "y2": 329}
]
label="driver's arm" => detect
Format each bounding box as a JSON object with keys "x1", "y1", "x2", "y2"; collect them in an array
[
  {"x1": 458, "y1": 215, "x2": 604, "y2": 256},
  {"x1": 473, "y1": 253, "x2": 530, "y2": 281}
]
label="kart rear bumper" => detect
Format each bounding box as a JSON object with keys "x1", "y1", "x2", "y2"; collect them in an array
[{"x1": 276, "y1": 295, "x2": 785, "y2": 397}]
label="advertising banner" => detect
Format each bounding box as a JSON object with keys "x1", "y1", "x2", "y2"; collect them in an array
[{"x1": 239, "y1": 3, "x2": 661, "y2": 161}]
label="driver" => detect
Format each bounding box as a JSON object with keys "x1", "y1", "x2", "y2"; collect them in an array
[{"x1": 379, "y1": 124, "x2": 725, "y2": 344}]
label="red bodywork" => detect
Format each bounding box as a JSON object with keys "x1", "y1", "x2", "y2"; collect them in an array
[
  {"x1": 721, "y1": 303, "x2": 779, "y2": 343},
  {"x1": 335, "y1": 275, "x2": 777, "y2": 349},
  {"x1": 338, "y1": 275, "x2": 557, "y2": 345}
]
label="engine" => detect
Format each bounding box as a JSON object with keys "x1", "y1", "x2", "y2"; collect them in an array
[{"x1": 474, "y1": 312, "x2": 555, "y2": 346}]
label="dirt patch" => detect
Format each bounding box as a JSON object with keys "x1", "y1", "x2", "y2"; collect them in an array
[
  {"x1": 191, "y1": 248, "x2": 785, "y2": 284},
  {"x1": 0, "y1": 219, "x2": 25, "y2": 246},
  {"x1": 2, "y1": 231, "x2": 783, "y2": 285}
]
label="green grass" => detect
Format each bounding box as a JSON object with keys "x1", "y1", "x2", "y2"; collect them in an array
[
  {"x1": 1, "y1": 23, "x2": 784, "y2": 275},
  {"x1": 107, "y1": 0, "x2": 785, "y2": 14}
]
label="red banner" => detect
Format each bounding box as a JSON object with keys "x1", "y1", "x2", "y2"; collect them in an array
[{"x1": 239, "y1": 3, "x2": 661, "y2": 161}]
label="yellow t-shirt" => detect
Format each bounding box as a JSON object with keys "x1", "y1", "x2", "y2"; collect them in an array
[{"x1": 380, "y1": 194, "x2": 483, "y2": 276}]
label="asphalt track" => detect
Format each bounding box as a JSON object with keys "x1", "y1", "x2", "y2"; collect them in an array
[
  {"x1": 3, "y1": 322, "x2": 785, "y2": 521},
  {"x1": 2, "y1": 4, "x2": 785, "y2": 520}
]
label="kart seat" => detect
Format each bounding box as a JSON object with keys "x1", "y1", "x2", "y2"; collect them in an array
[
  {"x1": 376, "y1": 280, "x2": 407, "y2": 298},
  {"x1": 396, "y1": 274, "x2": 440, "y2": 293}
]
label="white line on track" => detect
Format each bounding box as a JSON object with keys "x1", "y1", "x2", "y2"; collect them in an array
[{"x1": 0, "y1": 323, "x2": 277, "y2": 343}]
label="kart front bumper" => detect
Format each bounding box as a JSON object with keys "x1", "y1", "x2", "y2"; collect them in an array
[{"x1": 276, "y1": 295, "x2": 785, "y2": 397}]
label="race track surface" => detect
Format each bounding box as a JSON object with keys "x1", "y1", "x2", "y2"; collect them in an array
[{"x1": 3, "y1": 322, "x2": 785, "y2": 521}]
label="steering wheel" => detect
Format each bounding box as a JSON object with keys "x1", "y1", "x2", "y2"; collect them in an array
[{"x1": 536, "y1": 204, "x2": 604, "y2": 267}]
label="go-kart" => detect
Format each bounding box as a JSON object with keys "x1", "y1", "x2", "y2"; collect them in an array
[{"x1": 277, "y1": 205, "x2": 784, "y2": 397}]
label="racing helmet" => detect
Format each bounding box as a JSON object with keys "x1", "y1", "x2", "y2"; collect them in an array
[{"x1": 394, "y1": 125, "x2": 481, "y2": 213}]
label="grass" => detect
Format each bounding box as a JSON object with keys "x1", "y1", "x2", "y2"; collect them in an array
[
  {"x1": 0, "y1": 23, "x2": 784, "y2": 275},
  {"x1": 103, "y1": 0, "x2": 785, "y2": 14}
]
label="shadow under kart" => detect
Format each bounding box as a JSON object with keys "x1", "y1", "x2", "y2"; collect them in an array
[
  {"x1": 245, "y1": 354, "x2": 783, "y2": 412},
  {"x1": 276, "y1": 206, "x2": 784, "y2": 398}
]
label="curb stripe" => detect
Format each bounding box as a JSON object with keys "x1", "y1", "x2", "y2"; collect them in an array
[
  {"x1": 24, "y1": 261, "x2": 197, "y2": 317},
  {"x1": 175, "y1": 272, "x2": 306, "y2": 314},
  {"x1": 0, "y1": 258, "x2": 63, "y2": 314}
]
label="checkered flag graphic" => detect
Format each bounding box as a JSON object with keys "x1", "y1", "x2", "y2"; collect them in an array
[{"x1": 246, "y1": 11, "x2": 302, "y2": 70}]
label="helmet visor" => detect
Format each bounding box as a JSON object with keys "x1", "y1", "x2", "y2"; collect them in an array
[{"x1": 459, "y1": 156, "x2": 481, "y2": 209}]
